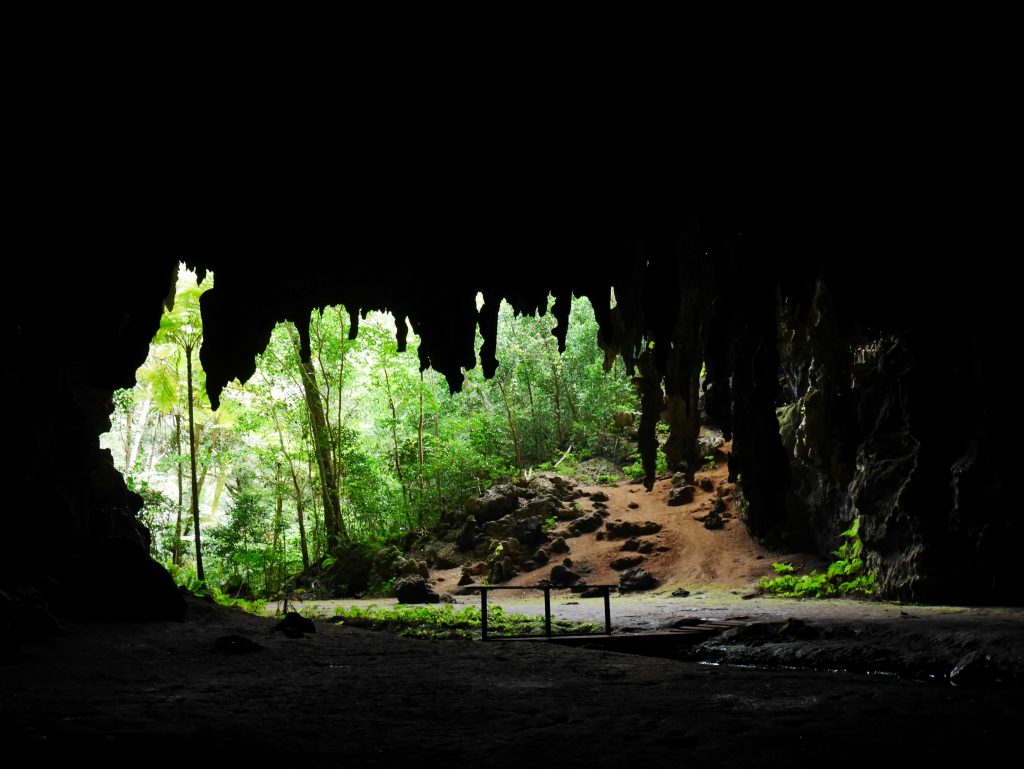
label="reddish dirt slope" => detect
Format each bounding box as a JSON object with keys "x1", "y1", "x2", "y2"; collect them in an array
[{"x1": 432, "y1": 449, "x2": 819, "y2": 597}]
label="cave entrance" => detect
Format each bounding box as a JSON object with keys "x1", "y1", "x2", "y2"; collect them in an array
[{"x1": 110, "y1": 265, "x2": 759, "y2": 607}]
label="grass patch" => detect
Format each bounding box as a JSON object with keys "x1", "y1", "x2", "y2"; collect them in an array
[{"x1": 330, "y1": 603, "x2": 602, "y2": 640}]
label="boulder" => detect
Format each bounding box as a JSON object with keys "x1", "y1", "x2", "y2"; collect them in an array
[
  {"x1": 549, "y1": 537, "x2": 570, "y2": 554},
  {"x1": 669, "y1": 485, "x2": 697, "y2": 505},
  {"x1": 637, "y1": 541, "x2": 656, "y2": 554},
  {"x1": 484, "y1": 515, "x2": 516, "y2": 541},
  {"x1": 671, "y1": 472, "x2": 688, "y2": 488},
  {"x1": 532, "y1": 548, "x2": 550, "y2": 566},
  {"x1": 588, "y1": 491, "x2": 610, "y2": 503},
  {"x1": 611, "y1": 555, "x2": 645, "y2": 570},
  {"x1": 424, "y1": 541, "x2": 461, "y2": 569},
  {"x1": 568, "y1": 512, "x2": 604, "y2": 536},
  {"x1": 526, "y1": 476, "x2": 557, "y2": 497},
  {"x1": 274, "y1": 612, "x2": 317, "y2": 638},
  {"x1": 368, "y1": 545, "x2": 404, "y2": 586},
  {"x1": 455, "y1": 516, "x2": 480, "y2": 550},
  {"x1": 526, "y1": 494, "x2": 561, "y2": 518},
  {"x1": 458, "y1": 571, "x2": 474, "y2": 586},
  {"x1": 394, "y1": 575, "x2": 441, "y2": 604},
  {"x1": 619, "y1": 538, "x2": 640, "y2": 551},
  {"x1": 549, "y1": 564, "x2": 581, "y2": 587},
  {"x1": 513, "y1": 515, "x2": 547, "y2": 546},
  {"x1": 627, "y1": 501, "x2": 640, "y2": 509},
  {"x1": 488, "y1": 556, "x2": 515, "y2": 584},
  {"x1": 699, "y1": 477, "x2": 715, "y2": 492},
  {"x1": 606, "y1": 521, "x2": 662, "y2": 539},
  {"x1": 466, "y1": 484, "x2": 520, "y2": 523},
  {"x1": 618, "y1": 568, "x2": 658, "y2": 593},
  {"x1": 396, "y1": 557, "x2": 430, "y2": 579}
]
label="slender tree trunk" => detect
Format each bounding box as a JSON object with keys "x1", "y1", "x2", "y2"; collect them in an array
[
  {"x1": 382, "y1": 363, "x2": 408, "y2": 497},
  {"x1": 417, "y1": 371, "x2": 425, "y2": 529},
  {"x1": 551, "y1": 362, "x2": 566, "y2": 446},
  {"x1": 273, "y1": 409, "x2": 310, "y2": 570},
  {"x1": 524, "y1": 368, "x2": 541, "y2": 459},
  {"x1": 173, "y1": 414, "x2": 184, "y2": 565},
  {"x1": 273, "y1": 461, "x2": 284, "y2": 593},
  {"x1": 288, "y1": 325, "x2": 346, "y2": 550},
  {"x1": 433, "y1": 411, "x2": 444, "y2": 509},
  {"x1": 497, "y1": 378, "x2": 522, "y2": 466},
  {"x1": 186, "y1": 343, "x2": 204, "y2": 582},
  {"x1": 127, "y1": 394, "x2": 152, "y2": 472},
  {"x1": 124, "y1": 403, "x2": 132, "y2": 472}
]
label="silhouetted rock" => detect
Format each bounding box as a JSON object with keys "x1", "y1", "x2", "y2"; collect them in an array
[
  {"x1": 589, "y1": 491, "x2": 610, "y2": 502},
  {"x1": 618, "y1": 568, "x2": 658, "y2": 593},
  {"x1": 568, "y1": 512, "x2": 604, "y2": 536},
  {"x1": 627, "y1": 501, "x2": 640, "y2": 509},
  {"x1": 699, "y1": 477, "x2": 714, "y2": 492},
  {"x1": 550, "y1": 565, "x2": 581, "y2": 586},
  {"x1": 394, "y1": 575, "x2": 441, "y2": 604},
  {"x1": 513, "y1": 516, "x2": 547, "y2": 546},
  {"x1": 275, "y1": 612, "x2": 317, "y2": 637},
  {"x1": 620, "y1": 538, "x2": 640, "y2": 551},
  {"x1": 526, "y1": 495, "x2": 561, "y2": 518},
  {"x1": 669, "y1": 486, "x2": 697, "y2": 505},
  {"x1": 533, "y1": 548, "x2": 550, "y2": 566},
  {"x1": 549, "y1": 537, "x2": 570, "y2": 553},
  {"x1": 606, "y1": 521, "x2": 662, "y2": 539},
  {"x1": 466, "y1": 485, "x2": 520, "y2": 523},
  {"x1": 455, "y1": 516, "x2": 480, "y2": 550}
]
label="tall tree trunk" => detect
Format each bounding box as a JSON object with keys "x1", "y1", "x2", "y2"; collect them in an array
[
  {"x1": 273, "y1": 461, "x2": 284, "y2": 593},
  {"x1": 497, "y1": 378, "x2": 522, "y2": 467},
  {"x1": 273, "y1": 409, "x2": 310, "y2": 571},
  {"x1": 173, "y1": 413, "x2": 184, "y2": 566},
  {"x1": 288, "y1": 325, "x2": 346, "y2": 550},
  {"x1": 127, "y1": 394, "x2": 152, "y2": 472},
  {"x1": 186, "y1": 344, "x2": 204, "y2": 582},
  {"x1": 417, "y1": 371, "x2": 425, "y2": 529},
  {"x1": 382, "y1": 363, "x2": 408, "y2": 505},
  {"x1": 524, "y1": 367, "x2": 541, "y2": 459},
  {"x1": 433, "y1": 411, "x2": 444, "y2": 509},
  {"x1": 551, "y1": 362, "x2": 566, "y2": 446}
]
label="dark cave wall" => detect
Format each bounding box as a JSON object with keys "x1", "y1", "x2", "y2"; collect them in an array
[{"x1": 6, "y1": 211, "x2": 1017, "y2": 607}]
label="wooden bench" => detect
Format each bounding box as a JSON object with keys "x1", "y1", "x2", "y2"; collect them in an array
[{"x1": 462, "y1": 584, "x2": 617, "y2": 640}]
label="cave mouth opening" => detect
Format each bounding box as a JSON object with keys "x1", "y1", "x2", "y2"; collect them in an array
[{"x1": 104, "y1": 264, "x2": 702, "y2": 606}]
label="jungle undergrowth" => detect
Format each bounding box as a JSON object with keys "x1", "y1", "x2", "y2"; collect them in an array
[{"x1": 757, "y1": 518, "x2": 877, "y2": 599}]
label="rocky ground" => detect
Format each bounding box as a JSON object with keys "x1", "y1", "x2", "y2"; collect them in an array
[{"x1": 2, "y1": 594, "x2": 1021, "y2": 763}]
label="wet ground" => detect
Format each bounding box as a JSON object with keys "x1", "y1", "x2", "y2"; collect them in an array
[{"x1": 3, "y1": 594, "x2": 1021, "y2": 764}]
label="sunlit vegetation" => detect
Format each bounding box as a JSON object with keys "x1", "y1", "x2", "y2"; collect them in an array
[
  {"x1": 329, "y1": 603, "x2": 601, "y2": 639},
  {"x1": 757, "y1": 519, "x2": 878, "y2": 599},
  {"x1": 104, "y1": 266, "x2": 638, "y2": 598}
]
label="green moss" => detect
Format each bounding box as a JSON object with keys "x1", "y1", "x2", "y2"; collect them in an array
[{"x1": 330, "y1": 603, "x2": 601, "y2": 640}]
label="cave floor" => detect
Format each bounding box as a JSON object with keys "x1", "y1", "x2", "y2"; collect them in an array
[{"x1": 2, "y1": 595, "x2": 1021, "y2": 764}]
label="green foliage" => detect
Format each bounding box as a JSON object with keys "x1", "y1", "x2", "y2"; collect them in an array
[
  {"x1": 105, "y1": 273, "x2": 639, "y2": 599},
  {"x1": 596, "y1": 473, "x2": 621, "y2": 485},
  {"x1": 702, "y1": 454, "x2": 716, "y2": 472},
  {"x1": 757, "y1": 518, "x2": 878, "y2": 599},
  {"x1": 623, "y1": 452, "x2": 668, "y2": 479},
  {"x1": 542, "y1": 516, "x2": 558, "y2": 532},
  {"x1": 330, "y1": 603, "x2": 601, "y2": 640}
]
